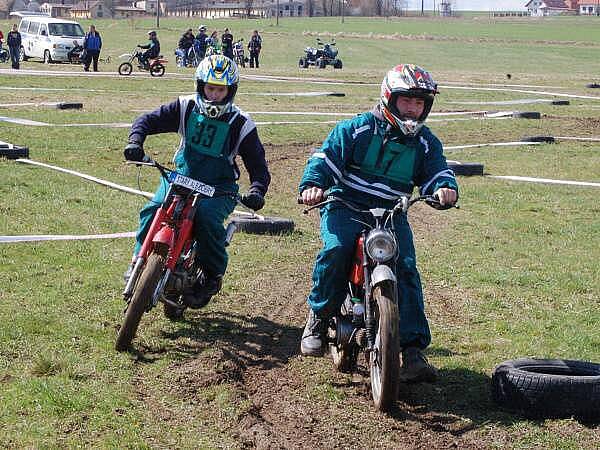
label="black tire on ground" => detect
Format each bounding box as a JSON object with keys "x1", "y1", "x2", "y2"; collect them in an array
[
  {"x1": 551, "y1": 100, "x2": 570, "y2": 105},
  {"x1": 0, "y1": 145, "x2": 29, "y2": 159},
  {"x1": 370, "y1": 284, "x2": 400, "y2": 412},
  {"x1": 333, "y1": 59, "x2": 343, "y2": 69},
  {"x1": 150, "y1": 63, "x2": 165, "y2": 77},
  {"x1": 118, "y1": 62, "x2": 133, "y2": 76},
  {"x1": 447, "y1": 161, "x2": 484, "y2": 176},
  {"x1": 56, "y1": 102, "x2": 83, "y2": 110},
  {"x1": 492, "y1": 358, "x2": 600, "y2": 420},
  {"x1": 318, "y1": 58, "x2": 326, "y2": 69},
  {"x1": 585, "y1": 83, "x2": 600, "y2": 89},
  {"x1": 20, "y1": 47, "x2": 28, "y2": 61},
  {"x1": 521, "y1": 135, "x2": 555, "y2": 143},
  {"x1": 115, "y1": 251, "x2": 166, "y2": 351},
  {"x1": 229, "y1": 216, "x2": 294, "y2": 235},
  {"x1": 513, "y1": 111, "x2": 541, "y2": 119},
  {"x1": 43, "y1": 50, "x2": 52, "y2": 64},
  {"x1": 327, "y1": 92, "x2": 346, "y2": 97}
]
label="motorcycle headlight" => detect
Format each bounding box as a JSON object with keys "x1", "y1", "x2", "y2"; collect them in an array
[{"x1": 365, "y1": 229, "x2": 397, "y2": 263}]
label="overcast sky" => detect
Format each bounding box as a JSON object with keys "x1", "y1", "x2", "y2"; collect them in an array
[{"x1": 406, "y1": 0, "x2": 527, "y2": 10}]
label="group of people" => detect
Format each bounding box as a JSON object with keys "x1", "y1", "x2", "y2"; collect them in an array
[
  {"x1": 176, "y1": 26, "x2": 262, "y2": 68},
  {"x1": 123, "y1": 54, "x2": 458, "y2": 383},
  {"x1": 0, "y1": 24, "x2": 23, "y2": 69}
]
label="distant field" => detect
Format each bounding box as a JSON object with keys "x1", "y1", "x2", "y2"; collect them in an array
[{"x1": 0, "y1": 16, "x2": 598, "y2": 449}]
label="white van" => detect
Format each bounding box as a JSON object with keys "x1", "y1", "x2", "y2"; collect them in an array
[{"x1": 18, "y1": 15, "x2": 85, "y2": 63}]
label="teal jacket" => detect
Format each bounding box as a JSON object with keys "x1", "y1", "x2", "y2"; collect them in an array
[{"x1": 299, "y1": 107, "x2": 458, "y2": 209}]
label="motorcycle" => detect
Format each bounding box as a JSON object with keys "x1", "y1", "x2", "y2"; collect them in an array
[
  {"x1": 232, "y1": 39, "x2": 248, "y2": 68},
  {"x1": 301, "y1": 193, "x2": 454, "y2": 411},
  {"x1": 0, "y1": 46, "x2": 8, "y2": 64},
  {"x1": 116, "y1": 160, "x2": 254, "y2": 351},
  {"x1": 298, "y1": 38, "x2": 342, "y2": 70},
  {"x1": 118, "y1": 47, "x2": 167, "y2": 77},
  {"x1": 175, "y1": 41, "x2": 202, "y2": 68}
]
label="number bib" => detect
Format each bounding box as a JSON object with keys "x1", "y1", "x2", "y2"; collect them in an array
[
  {"x1": 185, "y1": 111, "x2": 230, "y2": 158},
  {"x1": 361, "y1": 133, "x2": 416, "y2": 184}
]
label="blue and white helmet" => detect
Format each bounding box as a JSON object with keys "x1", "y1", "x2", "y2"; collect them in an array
[{"x1": 194, "y1": 54, "x2": 239, "y2": 118}]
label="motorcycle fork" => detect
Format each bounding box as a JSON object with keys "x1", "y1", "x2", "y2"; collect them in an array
[
  {"x1": 123, "y1": 194, "x2": 173, "y2": 299},
  {"x1": 149, "y1": 194, "x2": 198, "y2": 308}
]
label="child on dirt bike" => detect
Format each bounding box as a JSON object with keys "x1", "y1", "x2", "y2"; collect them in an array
[
  {"x1": 123, "y1": 54, "x2": 270, "y2": 310},
  {"x1": 298, "y1": 64, "x2": 458, "y2": 383},
  {"x1": 138, "y1": 30, "x2": 160, "y2": 69}
]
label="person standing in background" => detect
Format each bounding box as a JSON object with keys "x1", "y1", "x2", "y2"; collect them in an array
[
  {"x1": 248, "y1": 30, "x2": 262, "y2": 69},
  {"x1": 221, "y1": 28, "x2": 233, "y2": 60},
  {"x1": 7, "y1": 24, "x2": 21, "y2": 70},
  {"x1": 83, "y1": 24, "x2": 102, "y2": 72}
]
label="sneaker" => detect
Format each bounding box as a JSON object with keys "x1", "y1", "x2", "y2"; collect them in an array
[
  {"x1": 183, "y1": 271, "x2": 222, "y2": 309},
  {"x1": 300, "y1": 309, "x2": 327, "y2": 357},
  {"x1": 398, "y1": 347, "x2": 438, "y2": 383}
]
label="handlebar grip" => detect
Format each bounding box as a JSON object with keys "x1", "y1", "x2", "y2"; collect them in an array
[{"x1": 297, "y1": 196, "x2": 304, "y2": 205}]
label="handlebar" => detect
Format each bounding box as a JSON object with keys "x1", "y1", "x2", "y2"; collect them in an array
[{"x1": 298, "y1": 193, "x2": 457, "y2": 215}]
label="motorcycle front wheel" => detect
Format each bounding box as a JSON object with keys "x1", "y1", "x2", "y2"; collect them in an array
[
  {"x1": 369, "y1": 284, "x2": 400, "y2": 412},
  {"x1": 115, "y1": 251, "x2": 166, "y2": 351},
  {"x1": 150, "y1": 63, "x2": 165, "y2": 77},
  {"x1": 118, "y1": 62, "x2": 133, "y2": 75}
]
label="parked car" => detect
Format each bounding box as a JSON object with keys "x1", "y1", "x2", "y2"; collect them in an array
[{"x1": 18, "y1": 15, "x2": 84, "y2": 64}]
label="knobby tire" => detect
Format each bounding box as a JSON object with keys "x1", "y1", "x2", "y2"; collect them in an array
[
  {"x1": 370, "y1": 284, "x2": 400, "y2": 412},
  {"x1": 115, "y1": 252, "x2": 166, "y2": 351}
]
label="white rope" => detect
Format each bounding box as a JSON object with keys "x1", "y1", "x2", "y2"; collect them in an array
[
  {"x1": 445, "y1": 141, "x2": 541, "y2": 151},
  {"x1": 0, "y1": 232, "x2": 136, "y2": 243},
  {"x1": 489, "y1": 175, "x2": 600, "y2": 188}
]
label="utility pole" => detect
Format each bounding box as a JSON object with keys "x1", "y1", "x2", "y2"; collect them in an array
[
  {"x1": 421, "y1": 0, "x2": 424, "y2": 15},
  {"x1": 340, "y1": 0, "x2": 344, "y2": 23},
  {"x1": 276, "y1": 0, "x2": 279, "y2": 25},
  {"x1": 156, "y1": 0, "x2": 160, "y2": 28}
]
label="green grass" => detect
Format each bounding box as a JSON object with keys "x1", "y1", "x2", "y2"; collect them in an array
[{"x1": 0, "y1": 15, "x2": 598, "y2": 449}]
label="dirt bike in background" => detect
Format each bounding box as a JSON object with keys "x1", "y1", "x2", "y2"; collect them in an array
[
  {"x1": 0, "y1": 43, "x2": 9, "y2": 63},
  {"x1": 301, "y1": 194, "x2": 455, "y2": 411},
  {"x1": 232, "y1": 39, "x2": 248, "y2": 68},
  {"x1": 118, "y1": 47, "x2": 167, "y2": 77},
  {"x1": 116, "y1": 160, "x2": 259, "y2": 351}
]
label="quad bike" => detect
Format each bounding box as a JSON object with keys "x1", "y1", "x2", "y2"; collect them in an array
[
  {"x1": 298, "y1": 38, "x2": 342, "y2": 69},
  {"x1": 118, "y1": 48, "x2": 167, "y2": 77},
  {"x1": 232, "y1": 39, "x2": 248, "y2": 68},
  {"x1": 301, "y1": 193, "x2": 454, "y2": 411},
  {"x1": 116, "y1": 160, "x2": 260, "y2": 351}
]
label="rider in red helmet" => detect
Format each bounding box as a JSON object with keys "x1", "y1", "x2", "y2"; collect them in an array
[{"x1": 299, "y1": 64, "x2": 458, "y2": 383}]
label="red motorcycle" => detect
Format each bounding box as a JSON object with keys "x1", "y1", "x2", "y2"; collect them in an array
[
  {"x1": 302, "y1": 194, "x2": 455, "y2": 411},
  {"x1": 116, "y1": 160, "x2": 242, "y2": 351},
  {"x1": 118, "y1": 47, "x2": 167, "y2": 77}
]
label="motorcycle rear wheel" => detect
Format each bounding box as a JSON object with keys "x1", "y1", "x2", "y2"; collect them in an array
[
  {"x1": 150, "y1": 63, "x2": 165, "y2": 77},
  {"x1": 118, "y1": 62, "x2": 133, "y2": 76},
  {"x1": 369, "y1": 284, "x2": 400, "y2": 412},
  {"x1": 115, "y1": 251, "x2": 166, "y2": 351}
]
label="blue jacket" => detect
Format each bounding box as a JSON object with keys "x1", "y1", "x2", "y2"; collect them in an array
[
  {"x1": 83, "y1": 32, "x2": 101, "y2": 51},
  {"x1": 299, "y1": 106, "x2": 458, "y2": 209},
  {"x1": 129, "y1": 95, "x2": 270, "y2": 195}
]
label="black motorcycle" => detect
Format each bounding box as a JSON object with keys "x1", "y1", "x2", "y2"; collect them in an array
[
  {"x1": 299, "y1": 38, "x2": 342, "y2": 69},
  {"x1": 0, "y1": 46, "x2": 9, "y2": 64}
]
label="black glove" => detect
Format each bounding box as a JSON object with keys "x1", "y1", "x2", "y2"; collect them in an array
[
  {"x1": 124, "y1": 142, "x2": 145, "y2": 162},
  {"x1": 240, "y1": 189, "x2": 265, "y2": 211}
]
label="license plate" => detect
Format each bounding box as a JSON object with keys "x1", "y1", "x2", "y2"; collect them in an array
[{"x1": 168, "y1": 173, "x2": 215, "y2": 197}]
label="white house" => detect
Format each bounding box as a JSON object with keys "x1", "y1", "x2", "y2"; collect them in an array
[
  {"x1": 525, "y1": 0, "x2": 571, "y2": 15},
  {"x1": 579, "y1": 2, "x2": 600, "y2": 14}
]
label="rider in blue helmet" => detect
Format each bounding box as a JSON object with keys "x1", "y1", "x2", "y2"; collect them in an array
[{"x1": 123, "y1": 55, "x2": 270, "y2": 312}]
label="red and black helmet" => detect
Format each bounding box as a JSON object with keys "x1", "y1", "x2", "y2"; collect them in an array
[{"x1": 380, "y1": 64, "x2": 438, "y2": 136}]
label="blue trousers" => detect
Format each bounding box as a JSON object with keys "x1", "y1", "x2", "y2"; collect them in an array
[
  {"x1": 134, "y1": 178, "x2": 237, "y2": 277},
  {"x1": 308, "y1": 204, "x2": 431, "y2": 349}
]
